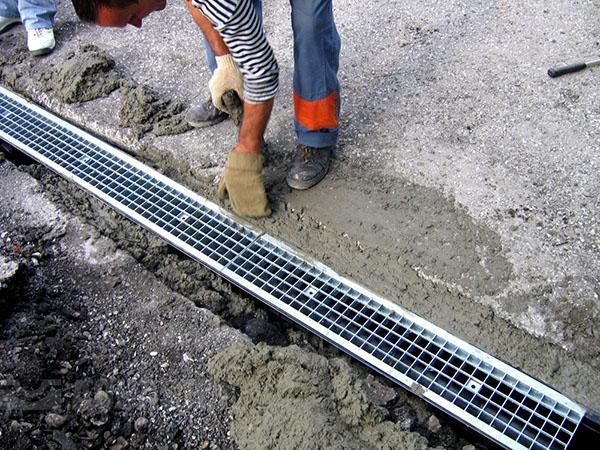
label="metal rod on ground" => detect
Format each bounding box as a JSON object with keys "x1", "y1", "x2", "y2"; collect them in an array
[{"x1": 548, "y1": 57, "x2": 600, "y2": 78}]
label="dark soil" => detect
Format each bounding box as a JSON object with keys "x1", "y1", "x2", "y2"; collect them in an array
[{"x1": 0, "y1": 160, "x2": 241, "y2": 449}]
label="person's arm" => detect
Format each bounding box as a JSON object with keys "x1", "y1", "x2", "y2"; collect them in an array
[
  {"x1": 237, "y1": 99, "x2": 273, "y2": 153},
  {"x1": 191, "y1": 0, "x2": 279, "y2": 106},
  {"x1": 187, "y1": 0, "x2": 272, "y2": 153},
  {"x1": 189, "y1": 0, "x2": 277, "y2": 217},
  {"x1": 184, "y1": 0, "x2": 229, "y2": 56}
]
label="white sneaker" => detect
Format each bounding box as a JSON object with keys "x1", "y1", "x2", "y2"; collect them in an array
[
  {"x1": 0, "y1": 16, "x2": 21, "y2": 33},
  {"x1": 27, "y1": 28, "x2": 55, "y2": 56}
]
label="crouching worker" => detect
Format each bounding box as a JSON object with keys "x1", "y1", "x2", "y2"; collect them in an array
[{"x1": 70, "y1": 0, "x2": 277, "y2": 218}]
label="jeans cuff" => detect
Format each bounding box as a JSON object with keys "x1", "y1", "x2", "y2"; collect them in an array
[{"x1": 297, "y1": 129, "x2": 338, "y2": 148}]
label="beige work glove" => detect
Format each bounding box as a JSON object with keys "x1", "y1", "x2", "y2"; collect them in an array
[
  {"x1": 217, "y1": 150, "x2": 271, "y2": 218},
  {"x1": 209, "y1": 54, "x2": 244, "y2": 113}
]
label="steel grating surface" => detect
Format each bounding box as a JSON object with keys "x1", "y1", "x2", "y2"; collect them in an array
[{"x1": 0, "y1": 86, "x2": 591, "y2": 450}]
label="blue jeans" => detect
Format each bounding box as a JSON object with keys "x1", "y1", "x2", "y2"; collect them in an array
[
  {"x1": 290, "y1": 0, "x2": 340, "y2": 148},
  {"x1": 0, "y1": 0, "x2": 56, "y2": 30},
  {"x1": 203, "y1": 0, "x2": 340, "y2": 148}
]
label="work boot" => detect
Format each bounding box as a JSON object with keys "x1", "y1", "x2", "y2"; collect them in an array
[
  {"x1": 27, "y1": 28, "x2": 55, "y2": 56},
  {"x1": 185, "y1": 98, "x2": 228, "y2": 128},
  {"x1": 286, "y1": 145, "x2": 333, "y2": 190},
  {"x1": 0, "y1": 16, "x2": 20, "y2": 34}
]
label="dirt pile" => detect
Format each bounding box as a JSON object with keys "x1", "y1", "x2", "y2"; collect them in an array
[
  {"x1": 0, "y1": 47, "x2": 29, "y2": 90},
  {"x1": 118, "y1": 83, "x2": 191, "y2": 137},
  {"x1": 0, "y1": 42, "x2": 191, "y2": 140},
  {"x1": 40, "y1": 44, "x2": 122, "y2": 104},
  {"x1": 208, "y1": 342, "x2": 446, "y2": 450},
  {"x1": 36, "y1": 44, "x2": 190, "y2": 137}
]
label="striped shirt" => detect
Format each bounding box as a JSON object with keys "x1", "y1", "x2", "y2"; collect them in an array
[{"x1": 192, "y1": 0, "x2": 279, "y2": 104}]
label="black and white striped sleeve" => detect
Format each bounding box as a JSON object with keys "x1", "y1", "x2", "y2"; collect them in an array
[{"x1": 192, "y1": 0, "x2": 279, "y2": 104}]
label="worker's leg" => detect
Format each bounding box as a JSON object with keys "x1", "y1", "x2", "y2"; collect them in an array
[
  {"x1": 0, "y1": 0, "x2": 20, "y2": 35},
  {"x1": 290, "y1": 0, "x2": 340, "y2": 148},
  {"x1": 17, "y1": 0, "x2": 55, "y2": 30},
  {"x1": 12, "y1": 0, "x2": 56, "y2": 55},
  {"x1": 287, "y1": 0, "x2": 340, "y2": 189},
  {"x1": 0, "y1": 0, "x2": 20, "y2": 21}
]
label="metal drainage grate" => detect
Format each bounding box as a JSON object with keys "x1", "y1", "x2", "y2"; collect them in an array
[{"x1": 0, "y1": 85, "x2": 597, "y2": 450}]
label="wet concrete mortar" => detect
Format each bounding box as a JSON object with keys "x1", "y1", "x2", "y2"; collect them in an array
[{"x1": 1, "y1": 0, "x2": 599, "y2": 448}]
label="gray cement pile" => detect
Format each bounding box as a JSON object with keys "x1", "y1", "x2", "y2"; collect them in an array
[
  {"x1": 39, "y1": 44, "x2": 121, "y2": 104},
  {"x1": 208, "y1": 343, "x2": 438, "y2": 450}
]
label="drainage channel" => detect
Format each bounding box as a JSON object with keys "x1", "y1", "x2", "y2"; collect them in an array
[{"x1": 0, "y1": 85, "x2": 598, "y2": 450}]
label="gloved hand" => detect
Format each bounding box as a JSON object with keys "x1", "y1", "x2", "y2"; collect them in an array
[
  {"x1": 217, "y1": 150, "x2": 271, "y2": 218},
  {"x1": 209, "y1": 54, "x2": 244, "y2": 113}
]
